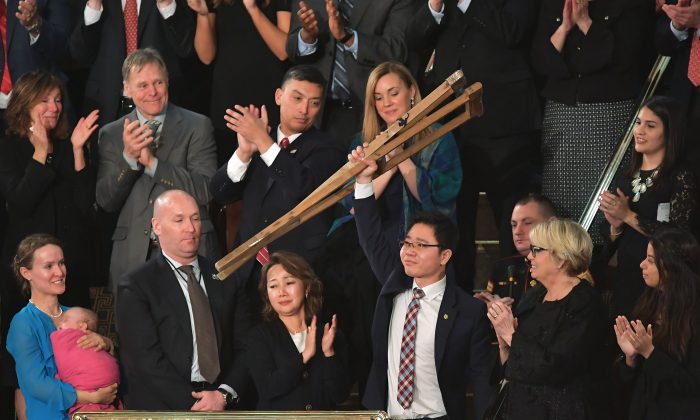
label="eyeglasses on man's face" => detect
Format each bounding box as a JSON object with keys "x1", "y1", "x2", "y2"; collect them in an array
[
  {"x1": 529, "y1": 244, "x2": 548, "y2": 258},
  {"x1": 399, "y1": 240, "x2": 441, "y2": 250}
]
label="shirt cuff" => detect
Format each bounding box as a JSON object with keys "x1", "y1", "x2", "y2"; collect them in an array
[
  {"x1": 354, "y1": 181, "x2": 374, "y2": 199},
  {"x1": 670, "y1": 20, "x2": 690, "y2": 41},
  {"x1": 297, "y1": 31, "x2": 318, "y2": 56},
  {"x1": 226, "y1": 151, "x2": 251, "y2": 183},
  {"x1": 346, "y1": 30, "x2": 358, "y2": 57},
  {"x1": 158, "y1": 0, "x2": 177, "y2": 19},
  {"x1": 260, "y1": 143, "x2": 281, "y2": 167},
  {"x1": 84, "y1": 3, "x2": 103, "y2": 26},
  {"x1": 123, "y1": 152, "x2": 140, "y2": 171},
  {"x1": 218, "y1": 384, "x2": 237, "y2": 399},
  {"x1": 429, "y1": 0, "x2": 445, "y2": 24},
  {"x1": 145, "y1": 158, "x2": 158, "y2": 177}
]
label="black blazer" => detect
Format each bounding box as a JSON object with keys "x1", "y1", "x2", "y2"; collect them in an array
[
  {"x1": 409, "y1": 0, "x2": 541, "y2": 138},
  {"x1": 245, "y1": 318, "x2": 351, "y2": 410},
  {"x1": 116, "y1": 254, "x2": 252, "y2": 410},
  {"x1": 531, "y1": 0, "x2": 654, "y2": 105},
  {"x1": 353, "y1": 194, "x2": 493, "y2": 420},
  {"x1": 68, "y1": 0, "x2": 195, "y2": 126},
  {"x1": 209, "y1": 127, "x2": 344, "y2": 280}
]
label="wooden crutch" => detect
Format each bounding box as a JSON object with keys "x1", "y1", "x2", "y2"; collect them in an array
[{"x1": 215, "y1": 70, "x2": 483, "y2": 280}]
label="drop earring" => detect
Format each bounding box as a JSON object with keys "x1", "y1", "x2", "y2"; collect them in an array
[{"x1": 410, "y1": 97, "x2": 415, "y2": 107}]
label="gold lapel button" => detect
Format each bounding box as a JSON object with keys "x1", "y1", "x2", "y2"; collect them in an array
[{"x1": 443, "y1": 314, "x2": 448, "y2": 320}]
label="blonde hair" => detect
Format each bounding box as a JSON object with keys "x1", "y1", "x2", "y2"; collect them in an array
[
  {"x1": 529, "y1": 219, "x2": 592, "y2": 278},
  {"x1": 361, "y1": 62, "x2": 432, "y2": 144}
]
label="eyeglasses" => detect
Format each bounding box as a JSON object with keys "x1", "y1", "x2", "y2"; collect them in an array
[
  {"x1": 530, "y1": 245, "x2": 548, "y2": 258},
  {"x1": 399, "y1": 240, "x2": 441, "y2": 250}
]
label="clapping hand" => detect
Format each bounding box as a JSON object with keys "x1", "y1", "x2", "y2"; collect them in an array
[
  {"x1": 298, "y1": 1, "x2": 319, "y2": 43},
  {"x1": 613, "y1": 316, "x2": 638, "y2": 366},
  {"x1": 122, "y1": 118, "x2": 154, "y2": 161},
  {"x1": 302, "y1": 315, "x2": 317, "y2": 363},
  {"x1": 71, "y1": 110, "x2": 100, "y2": 150},
  {"x1": 662, "y1": 0, "x2": 700, "y2": 31},
  {"x1": 487, "y1": 301, "x2": 516, "y2": 347},
  {"x1": 326, "y1": 0, "x2": 345, "y2": 41},
  {"x1": 16, "y1": 0, "x2": 39, "y2": 30},
  {"x1": 599, "y1": 188, "x2": 631, "y2": 225},
  {"x1": 322, "y1": 314, "x2": 337, "y2": 357},
  {"x1": 625, "y1": 319, "x2": 655, "y2": 359}
]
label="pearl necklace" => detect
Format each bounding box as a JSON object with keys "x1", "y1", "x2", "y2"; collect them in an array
[
  {"x1": 28, "y1": 299, "x2": 63, "y2": 318},
  {"x1": 631, "y1": 168, "x2": 659, "y2": 203}
]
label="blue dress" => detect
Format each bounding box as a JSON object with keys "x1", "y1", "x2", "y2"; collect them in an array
[{"x1": 7, "y1": 303, "x2": 76, "y2": 420}]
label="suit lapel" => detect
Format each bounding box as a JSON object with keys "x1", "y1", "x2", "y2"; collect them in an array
[
  {"x1": 156, "y1": 104, "x2": 180, "y2": 162},
  {"x1": 348, "y1": 0, "x2": 370, "y2": 28},
  {"x1": 434, "y1": 277, "x2": 457, "y2": 372},
  {"x1": 261, "y1": 130, "x2": 311, "y2": 197},
  {"x1": 156, "y1": 256, "x2": 195, "y2": 351},
  {"x1": 137, "y1": 0, "x2": 154, "y2": 41}
]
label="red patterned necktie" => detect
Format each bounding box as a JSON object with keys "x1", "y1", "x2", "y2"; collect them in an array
[
  {"x1": 397, "y1": 287, "x2": 425, "y2": 409},
  {"x1": 688, "y1": 31, "x2": 700, "y2": 87},
  {"x1": 0, "y1": 1, "x2": 11, "y2": 94},
  {"x1": 280, "y1": 137, "x2": 290, "y2": 149},
  {"x1": 255, "y1": 245, "x2": 270, "y2": 266},
  {"x1": 124, "y1": 0, "x2": 138, "y2": 55}
]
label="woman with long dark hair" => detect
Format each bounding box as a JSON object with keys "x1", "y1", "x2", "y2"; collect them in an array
[
  {"x1": 614, "y1": 228, "x2": 700, "y2": 419},
  {"x1": 599, "y1": 96, "x2": 698, "y2": 317}
]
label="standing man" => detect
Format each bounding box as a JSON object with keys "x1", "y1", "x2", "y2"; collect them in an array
[
  {"x1": 118, "y1": 189, "x2": 251, "y2": 410},
  {"x1": 96, "y1": 48, "x2": 218, "y2": 294},
  {"x1": 350, "y1": 148, "x2": 492, "y2": 419},
  {"x1": 69, "y1": 0, "x2": 194, "y2": 127},
  {"x1": 285, "y1": 0, "x2": 413, "y2": 147},
  {"x1": 209, "y1": 65, "x2": 344, "y2": 314},
  {"x1": 409, "y1": 0, "x2": 542, "y2": 292}
]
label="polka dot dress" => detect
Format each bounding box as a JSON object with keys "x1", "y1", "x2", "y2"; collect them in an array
[{"x1": 541, "y1": 99, "x2": 636, "y2": 245}]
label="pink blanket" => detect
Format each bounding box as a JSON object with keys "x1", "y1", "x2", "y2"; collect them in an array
[{"x1": 50, "y1": 328, "x2": 122, "y2": 414}]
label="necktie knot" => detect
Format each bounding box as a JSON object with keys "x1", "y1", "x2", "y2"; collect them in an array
[
  {"x1": 280, "y1": 137, "x2": 290, "y2": 150},
  {"x1": 412, "y1": 288, "x2": 425, "y2": 300},
  {"x1": 178, "y1": 265, "x2": 195, "y2": 281}
]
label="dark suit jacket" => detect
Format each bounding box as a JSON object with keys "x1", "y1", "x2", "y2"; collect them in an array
[
  {"x1": 245, "y1": 318, "x2": 351, "y2": 410},
  {"x1": 285, "y1": 0, "x2": 413, "y2": 113},
  {"x1": 209, "y1": 126, "x2": 344, "y2": 280},
  {"x1": 96, "y1": 104, "x2": 218, "y2": 292},
  {"x1": 655, "y1": 3, "x2": 695, "y2": 112},
  {"x1": 353, "y1": 195, "x2": 493, "y2": 420},
  {"x1": 68, "y1": 0, "x2": 194, "y2": 126},
  {"x1": 117, "y1": 254, "x2": 252, "y2": 410},
  {"x1": 1, "y1": 0, "x2": 71, "y2": 88},
  {"x1": 409, "y1": 0, "x2": 541, "y2": 138}
]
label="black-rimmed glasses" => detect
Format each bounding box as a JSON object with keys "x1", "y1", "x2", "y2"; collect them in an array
[
  {"x1": 530, "y1": 245, "x2": 548, "y2": 258},
  {"x1": 399, "y1": 240, "x2": 441, "y2": 250}
]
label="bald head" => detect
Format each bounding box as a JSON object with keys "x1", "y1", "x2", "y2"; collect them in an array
[{"x1": 151, "y1": 190, "x2": 201, "y2": 264}]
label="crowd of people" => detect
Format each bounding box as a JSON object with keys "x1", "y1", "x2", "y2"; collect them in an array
[{"x1": 0, "y1": 0, "x2": 699, "y2": 419}]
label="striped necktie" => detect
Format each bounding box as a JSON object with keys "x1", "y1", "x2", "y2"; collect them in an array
[
  {"x1": 397, "y1": 287, "x2": 425, "y2": 409},
  {"x1": 331, "y1": 0, "x2": 354, "y2": 101}
]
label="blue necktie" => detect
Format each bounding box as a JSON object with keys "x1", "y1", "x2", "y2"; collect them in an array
[{"x1": 331, "y1": 0, "x2": 354, "y2": 101}]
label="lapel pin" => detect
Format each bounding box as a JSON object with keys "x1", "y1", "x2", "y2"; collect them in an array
[
  {"x1": 443, "y1": 314, "x2": 448, "y2": 320},
  {"x1": 290, "y1": 149, "x2": 298, "y2": 154}
]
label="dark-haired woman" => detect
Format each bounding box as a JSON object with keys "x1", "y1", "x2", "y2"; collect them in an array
[
  {"x1": 614, "y1": 228, "x2": 700, "y2": 419},
  {"x1": 187, "y1": 0, "x2": 289, "y2": 163},
  {"x1": 245, "y1": 251, "x2": 350, "y2": 410},
  {"x1": 600, "y1": 96, "x2": 698, "y2": 318},
  {"x1": 0, "y1": 71, "x2": 100, "y2": 411},
  {"x1": 7, "y1": 234, "x2": 116, "y2": 420}
]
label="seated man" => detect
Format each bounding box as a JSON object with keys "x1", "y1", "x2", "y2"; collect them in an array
[
  {"x1": 117, "y1": 190, "x2": 251, "y2": 410},
  {"x1": 476, "y1": 194, "x2": 555, "y2": 307},
  {"x1": 349, "y1": 146, "x2": 492, "y2": 420},
  {"x1": 51, "y1": 307, "x2": 122, "y2": 415}
]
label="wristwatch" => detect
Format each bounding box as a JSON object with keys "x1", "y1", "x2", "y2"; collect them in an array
[
  {"x1": 217, "y1": 388, "x2": 236, "y2": 406},
  {"x1": 339, "y1": 28, "x2": 354, "y2": 44}
]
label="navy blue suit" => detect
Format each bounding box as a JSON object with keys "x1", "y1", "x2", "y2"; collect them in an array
[{"x1": 354, "y1": 194, "x2": 493, "y2": 420}]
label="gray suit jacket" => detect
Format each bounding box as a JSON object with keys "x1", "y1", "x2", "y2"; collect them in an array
[{"x1": 96, "y1": 104, "x2": 218, "y2": 292}]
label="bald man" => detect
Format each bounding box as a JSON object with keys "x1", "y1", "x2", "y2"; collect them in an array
[{"x1": 117, "y1": 190, "x2": 251, "y2": 410}]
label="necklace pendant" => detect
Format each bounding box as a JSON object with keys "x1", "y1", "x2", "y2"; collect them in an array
[{"x1": 633, "y1": 192, "x2": 641, "y2": 203}]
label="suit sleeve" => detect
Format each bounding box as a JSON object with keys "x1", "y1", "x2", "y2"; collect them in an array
[
  {"x1": 151, "y1": 116, "x2": 217, "y2": 205},
  {"x1": 353, "y1": 195, "x2": 399, "y2": 285},
  {"x1": 68, "y1": 3, "x2": 105, "y2": 66},
  {"x1": 30, "y1": 0, "x2": 72, "y2": 61},
  {"x1": 220, "y1": 278, "x2": 253, "y2": 394},
  {"x1": 209, "y1": 163, "x2": 248, "y2": 205},
  {"x1": 655, "y1": 5, "x2": 688, "y2": 57},
  {"x1": 117, "y1": 275, "x2": 196, "y2": 408},
  {"x1": 95, "y1": 125, "x2": 143, "y2": 212},
  {"x1": 353, "y1": 0, "x2": 412, "y2": 66},
  {"x1": 161, "y1": 0, "x2": 196, "y2": 58}
]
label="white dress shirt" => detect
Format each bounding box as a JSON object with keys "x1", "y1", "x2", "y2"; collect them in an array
[
  {"x1": 84, "y1": 0, "x2": 176, "y2": 25},
  {"x1": 429, "y1": 0, "x2": 472, "y2": 25},
  {"x1": 226, "y1": 127, "x2": 303, "y2": 183},
  {"x1": 386, "y1": 277, "x2": 448, "y2": 419}
]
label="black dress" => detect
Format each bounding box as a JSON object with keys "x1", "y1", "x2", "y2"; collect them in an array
[
  {"x1": 245, "y1": 317, "x2": 351, "y2": 410},
  {"x1": 504, "y1": 281, "x2": 608, "y2": 420},
  {"x1": 608, "y1": 166, "x2": 698, "y2": 318},
  {"x1": 209, "y1": 0, "x2": 290, "y2": 164},
  {"x1": 0, "y1": 135, "x2": 97, "y2": 386},
  {"x1": 620, "y1": 305, "x2": 700, "y2": 420}
]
